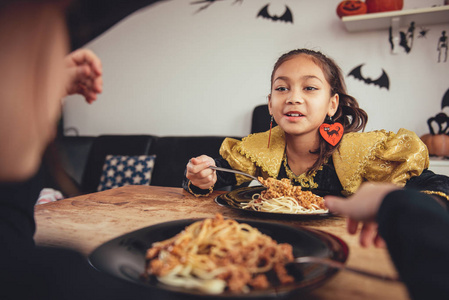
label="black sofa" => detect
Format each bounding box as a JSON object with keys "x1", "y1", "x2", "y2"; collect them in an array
[
  {"x1": 49, "y1": 104, "x2": 269, "y2": 195},
  {"x1": 54, "y1": 134, "x2": 239, "y2": 195}
]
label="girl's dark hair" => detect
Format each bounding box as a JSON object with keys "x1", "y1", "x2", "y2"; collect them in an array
[{"x1": 271, "y1": 49, "x2": 368, "y2": 175}]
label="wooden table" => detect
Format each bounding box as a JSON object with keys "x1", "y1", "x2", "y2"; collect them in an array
[{"x1": 34, "y1": 185, "x2": 409, "y2": 299}]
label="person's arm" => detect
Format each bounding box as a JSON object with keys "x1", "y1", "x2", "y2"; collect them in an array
[
  {"x1": 183, "y1": 157, "x2": 237, "y2": 196},
  {"x1": 62, "y1": 48, "x2": 103, "y2": 102},
  {"x1": 325, "y1": 184, "x2": 449, "y2": 300},
  {"x1": 325, "y1": 183, "x2": 395, "y2": 248},
  {"x1": 43, "y1": 49, "x2": 103, "y2": 197},
  {"x1": 378, "y1": 189, "x2": 449, "y2": 299}
]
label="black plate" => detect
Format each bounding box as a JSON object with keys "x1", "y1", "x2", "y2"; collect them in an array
[
  {"x1": 215, "y1": 186, "x2": 331, "y2": 218},
  {"x1": 88, "y1": 218, "x2": 348, "y2": 299}
]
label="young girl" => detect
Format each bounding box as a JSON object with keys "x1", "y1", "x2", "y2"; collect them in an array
[{"x1": 184, "y1": 49, "x2": 449, "y2": 202}]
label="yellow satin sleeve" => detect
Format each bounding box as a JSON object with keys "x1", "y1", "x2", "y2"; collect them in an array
[
  {"x1": 219, "y1": 138, "x2": 259, "y2": 185},
  {"x1": 219, "y1": 126, "x2": 286, "y2": 185},
  {"x1": 333, "y1": 128, "x2": 429, "y2": 195}
]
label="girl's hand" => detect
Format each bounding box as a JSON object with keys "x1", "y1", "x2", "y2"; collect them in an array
[
  {"x1": 186, "y1": 155, "x2": 217, "y2": 189},
  {"x1": 324, "y1": 182, "x2": 399, "y2": 248}
]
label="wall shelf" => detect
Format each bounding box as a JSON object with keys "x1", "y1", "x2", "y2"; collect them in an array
[{"x1": 342, "y1": 5, "x2": 449, "y2": 32}]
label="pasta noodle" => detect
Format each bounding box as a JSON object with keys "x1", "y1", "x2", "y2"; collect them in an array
[
  {"x1": 143, "y1": 214, "x2": 295, "y2": 294},
  {"x1": 241, "y1": 178, "x2": 328, "y2": 214}
]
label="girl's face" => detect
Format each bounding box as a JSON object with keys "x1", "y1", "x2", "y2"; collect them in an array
[{"x1": 268, "y1": 54, "x2": 338, "y2": 139}]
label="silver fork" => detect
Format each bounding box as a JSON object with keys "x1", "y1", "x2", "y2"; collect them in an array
[
  {"x1": 208, "y1": 166, "x2": 265, "y2": 186},
  {"x1": 293, "y1": 256, "x2": 400, "y2": 282}
]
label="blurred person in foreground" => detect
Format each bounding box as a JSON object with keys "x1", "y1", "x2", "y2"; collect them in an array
[
  {"x1": 325, "y1": 183, "x2": 449, "y2": 300},
  {"x1": 36, "y1": 47, "x2": 103, "y2": 203},
  {"x1": 0, "y1": 1, "x2": 165, "y2": 299}
]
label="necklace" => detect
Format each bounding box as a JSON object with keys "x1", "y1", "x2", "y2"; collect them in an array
[{"x1": 283, "y1": 152, "x2": 321, "y2": 189}]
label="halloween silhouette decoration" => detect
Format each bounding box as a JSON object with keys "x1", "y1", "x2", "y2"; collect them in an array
[
  {"x1": 257, "y1": 4, "x2": 293, "y2": 23},
  {"x1": 191, "y1": 0, "x2": 223, "y2": 12},
  {"x1": 347, "y1": 64, "x2": 390, "y2": 90},
  {"x1": 438, "y1": 31, "x2": 448, "y2": 63},
  {"x1": 428, "y1": 113, "x2": 449, "y2": 135},
  {"x1": 388, "y1": 22, "x2": 415, "y2": 53},
  {"x1": 191, "y1": 0, "x2": 242, "y2": 13},
  {"x1": 418, "y1": 27, "x2": 429, "y2": 39},
  {"x1": 421, "y1": 113, "x2": 449, "y2": 157},
  {"x1": 420, "y1": 91, "x2": 449, "y2": 157},
  {"x1": 441, "y1": 88, "x2": 449, "y2": 110},
  {"x1": 399, "y1": 31, "x2": 411, "y2": 53},
  {"x1": 388, "y1": 26, "x2": 394, "y2": 51},
  {"x1": 407, "y1": 21, "x2": 415, "y2": 48}
]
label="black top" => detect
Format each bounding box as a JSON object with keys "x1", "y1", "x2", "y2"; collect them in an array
[
  {"x1": 379, "y1": 190, "x2": 449, "y2": 299},
  {"x1": 1, "y1": 0, "x2": 171, "y2": 298},
  {"x1": 0, "y1": 169, "x2": 160, "y2": 299}
]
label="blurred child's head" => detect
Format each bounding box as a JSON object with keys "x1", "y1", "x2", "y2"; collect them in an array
[{"x1": 0, "y1": 1, "x2": 69, "y2": 182}]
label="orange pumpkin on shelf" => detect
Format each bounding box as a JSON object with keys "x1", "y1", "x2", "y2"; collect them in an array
[
  {"x1": 336, "y1": 0, "x2": 368, "y2": 18},
  {"x1": 365, "y1": 0, "x2": 403, "y2": 13},
  {"x1": 421, "y1": 134, "x2": 449, "y2": 157}
]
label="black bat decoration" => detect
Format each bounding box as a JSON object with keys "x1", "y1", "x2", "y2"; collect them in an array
[
  {"x1": 348, "y1": 64, "x2": 390, "y2": 90},
  {"x1": 388, "y1": 26, "x2": 394, "y2": 51},
  {"x1": 441, "y1": 89, "x2": 449, "y2": 110},
  {"x1": 399, "y1": 31, "x2": 411, "y2": 53},
  {"x1": 257, "y1": 4, "x2": 293, "y2": 23}
]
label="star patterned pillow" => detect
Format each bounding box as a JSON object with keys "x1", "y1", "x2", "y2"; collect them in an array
[{"x1": 97, "y1": 154, "x2": 156, "y2": 192}]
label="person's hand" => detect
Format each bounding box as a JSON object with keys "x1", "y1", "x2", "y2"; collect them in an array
[
  {"x1": 324, "y1": 182, "x2": 399, "y2": 248},
  {"x1": 186, "y1": 155, "x2": 217, "y2": 189},
  {"x1": 63, "y1": 48, "x2": 103, "y2": 103}
]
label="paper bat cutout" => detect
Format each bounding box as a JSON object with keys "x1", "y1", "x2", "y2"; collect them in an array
[
  {"x1": 441, "y1": 89, "x2": 449, "y2": 110},
  {"x1": 399, "y1": 31, "x2": 411, "y2": 53},
  {"x1": 257, "y1": 4, "x2": 293, "y2": 23},
  {"x1": 348, "y1": 64, "x2": 390, "y2": 90}
]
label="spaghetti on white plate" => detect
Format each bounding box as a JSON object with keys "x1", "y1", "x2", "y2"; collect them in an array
[
  {"x1": 241, "y1": 178, "x2": 328, "y2": 214},
  {"x1": 143, "y1": 214, "x2": 295, "y2": 294}
]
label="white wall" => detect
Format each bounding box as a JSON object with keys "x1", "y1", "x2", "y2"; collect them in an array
[{"x1": 63, "y1": 0, "x2": 449, "y2": 138}]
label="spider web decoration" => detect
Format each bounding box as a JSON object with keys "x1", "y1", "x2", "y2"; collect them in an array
[
  {"x1": 418, "y1": 27, "x2": 430, "y2": 38},
  {"x1": 191, "y1": 0, "x2": 242, "y2": 13}
]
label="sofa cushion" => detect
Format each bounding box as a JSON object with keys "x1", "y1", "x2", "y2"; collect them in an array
[
  {"x1": 97, "y1": 154, "x2": 156, "y2": 191},
  {"x1": 81, "y1": 135, "x2": 155, "y2": 193}
]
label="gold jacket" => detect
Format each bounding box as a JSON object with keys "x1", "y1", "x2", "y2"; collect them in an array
[{"x1": 220, "y1": 126, "x2": 430, "y2": 196}]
